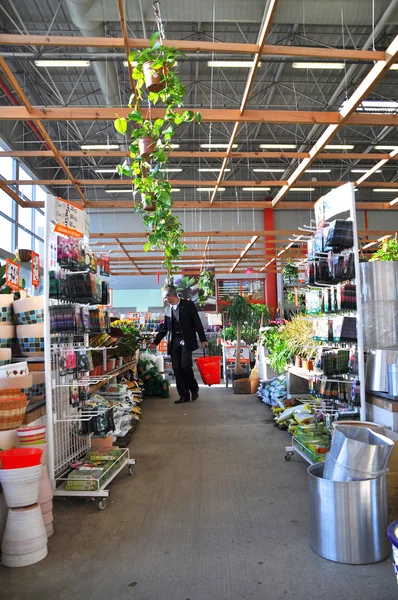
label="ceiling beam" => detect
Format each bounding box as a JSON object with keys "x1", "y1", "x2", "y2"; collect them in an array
[
  {"x1": 117, "y1": 0, "x2": 135, "y2": 95},
  {"x1": 4, "y1": 106, "x2": 398, "y2": 127},
  {"x1": 2, "y1": 150, "x2": 396, "y2": 161},
  {"x1": 115, "y1": 237, "x2": 142, "y2": 274},
  {"x1": 273, "y1": 33, "x2": 398, "y2": 206},
  {"x1": 0, "y1": 34, "x2": 386, "y2": 62},
  {"x1": 0, "y1": 57, "x2": 88, "y2": 206}
]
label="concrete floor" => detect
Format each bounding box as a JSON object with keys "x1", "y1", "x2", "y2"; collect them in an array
[{"x1": 1, "y1": 384, "x2": 397, "y2": 599}]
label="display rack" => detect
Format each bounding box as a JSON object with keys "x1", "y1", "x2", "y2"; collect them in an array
[
  {"x1": 44, "y1": 194, "x2": 136, "y2": 506},
  {"x1": 283, "y1": 183, "x2": 366, "y2": 463}
]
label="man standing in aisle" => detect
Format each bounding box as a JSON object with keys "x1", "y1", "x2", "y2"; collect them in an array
[{"x1": 149, "y1": 286, "x2": 208, "y2": 404}]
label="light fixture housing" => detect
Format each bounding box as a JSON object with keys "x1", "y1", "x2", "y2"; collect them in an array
[
  {"x1": 95, "y1": 168, "x2": 117, "y2": 173},
  {"x1": 207, "y1": 61, "x2": 257, "y2": 68},
  {"x1": 373, "y1": 189, "x2": 398, "y2": 192},
  {"x1": 81, "y1": 144, "x2": 120, "y2": 150},
  {"x1": 292, "y1": 62, "x2": 345, "y2": 69},
  {"x1": 325, "y1": 145, "x2": 354, "y2": 150},
  {"x1": 252, "y1": 168, "x2": 284, "y2": 173},
  {"x1": 35, "y1": 59, "x2": 91, "y2": 67},
  {"x1": 375, "y1": 145, "x2": 398, "y2": 150},
  {"x1": 197, "y1": 187, "x2": 226, "y2": 192},
  {"x1": 260, "y1": 144, "x2": 297, "y2": 149},
  {"x1": 200, "y1": 143, "x2": 238, "y2": 148},
  {"x1": 242, "y1": 187, "x2": 271, "y2": 191},
  {"x1": 351, "y1": 168, "x2": 382, "y2": 173},
  {"x1": 305, "y1": 169, "x2": 331, "y2": 173},
  {"x1": 198, "y1": 168, "x2": 231, "y2": 172},
  {"x1": 290, "y1": 188, "x2": 315, "y2": 191}
]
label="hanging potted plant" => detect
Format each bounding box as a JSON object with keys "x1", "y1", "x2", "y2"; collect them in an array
[
  {"x1": 282, "y1": 263, "x2": 298, "y2": 283},
  {"x1": 128, "y1": 31, "x2": 187, "y2": 104},
  {"x1": 227, "y1": 296, "x2": 253, "y2": 386},
  {"x1": 197, "y1": 270, "x2": 215, "y2": 306}
]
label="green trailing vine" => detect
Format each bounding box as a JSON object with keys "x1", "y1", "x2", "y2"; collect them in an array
[
  {"x1": 197, "y1": 269, "x2": 215, "y2": 305},
  {"x1": 369, "y1": 236, "x2": 398, "y2": 262},
  {"x1": 114, "y1": 31, "x2": 202, "y2": 274}
]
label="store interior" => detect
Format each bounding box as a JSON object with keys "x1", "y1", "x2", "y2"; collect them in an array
[{"x1": 1, "y1": 0, "x2": 398, "y2": 597}]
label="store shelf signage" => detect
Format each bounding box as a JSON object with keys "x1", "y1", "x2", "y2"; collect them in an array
[
  {"x1": 54, "y1": 197, "x2": 85, "y2": 238},
  {"x1": 31, "y1": 252, "x2": 40, "y2": 287},
  {"x1": 5, "y1": 259, "x2": 20, "y2": 291}
]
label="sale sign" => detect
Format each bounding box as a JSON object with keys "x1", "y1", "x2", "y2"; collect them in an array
[
  {"x1": 31, "y1": 252, "x2": 40, "y2": 287},
  {"x1": 5, "y1": 259, "x2": 20, "y2": 291},
  {"x1": 53, "y1": 197, "x2": 85, "y2": 238}
]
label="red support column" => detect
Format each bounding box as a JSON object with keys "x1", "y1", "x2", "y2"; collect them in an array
[{"x1": 264, "y1": 207, "x2": 277, "y2": 312}]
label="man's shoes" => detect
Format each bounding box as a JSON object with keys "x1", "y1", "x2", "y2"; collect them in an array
[
  {"x1": 191, "y1": 392, "x2": 199, "y2": 402},
  {"x1": 174, "y1": 397, "x2": 190, "y2": 404}
]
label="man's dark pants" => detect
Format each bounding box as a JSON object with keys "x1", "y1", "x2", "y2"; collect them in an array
[{"x1": 170, "y1": 337, "x2": 199, "y2": 401}]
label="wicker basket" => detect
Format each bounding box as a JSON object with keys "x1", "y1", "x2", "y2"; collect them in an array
[{"x1": 0, "y1": 392, "x2": 27, "y2": 430}]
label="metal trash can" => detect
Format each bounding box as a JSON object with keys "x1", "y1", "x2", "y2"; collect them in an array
[{"x1": 308, "y1": 463, "x2": 389, "y2": 564}]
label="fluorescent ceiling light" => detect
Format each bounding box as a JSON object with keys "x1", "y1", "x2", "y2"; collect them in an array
[
  {"x1": 198, "y1": 168, "x2": 231, "y2": 172},
  {"x1": 200, "y1": 143, "x2": 238, "y2": 148},
  {"x1": 260, "y1": 144, "x2": 297, "y2": 149},
  {"x1": 325, "y1": 145, "x2": 354, "y2": 150},
  {"x1": 390, "y1": 197, "x2": 398, "y2": 206},
  {"x1": 95, "y1": 168, "x2": 117, "y2": 173},
  {"x1": 253, "y1": 168, "x2": 284, "y2": 173},
  {"x1": 351, "y1": 168, "x2": 382, "y2": 173},
  {"x1": 105, "y1": 189, "x2": 133, "y2": 194},
  {"x1": 390, "y1": 65, "x2": 398, "y2": 70},
  {"x1": 242, "y1": 187, "x2": 271, "y2": 191},
  {"x1": 375, "y1": 145, "x2": 398, "y2": 150},
  {"x1": 207, "y1": 61, "x2": 257, "y2": 68},
  {"x1": 35, "y1": 59, "x2": 90, "y2": 67},
  {"x1": 373, "y1": 189, "x2": 398, "y2": 192},
  {"x1": 197, "y1": 187, "x2": 226, "y2": 192},
  {"x1": 170, "y1": 144, "x2": 180, "y2": 149},
  {"x1": 123, "y1": 60, "x2": 138, "y2": 67},
  {"x1": 171, "y1": 188, "x2": 180, "y2": 192},
  {"x1": 81, "y1": 144, "x2": 119, "y2": 150},
  {"x1": 306, "y1": 169, "x2": 331, "y2": 173},
  {"x1": 293, "y1": 62, "x2": 345, "y2": 69},
  {"x1": 291, "y1": 188, "x2": 315, "y2": 191},
  {"x1": 160, "y1": 168, "x2": 182, "y2": 172},
  {"x1": 354, "y1": 100, "x2": 398, "y2": 112}
]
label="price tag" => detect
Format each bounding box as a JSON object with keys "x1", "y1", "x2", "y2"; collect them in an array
[
  {"x1": 54, "y1": 197, "x2": 85, "y2": 238},
  {"x1": 5, "y1": 259, "x2": 20, "y2": 291},
  {"x1": 31, "y1": 251, "x2": 40, "y2": 287}
]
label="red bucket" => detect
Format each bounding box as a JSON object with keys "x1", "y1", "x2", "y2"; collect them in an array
[
  {"x1": 195, "y1": 356, "x2": 222, "y2": 386},
  {"x1": 0, "y1": 448, "x2": 43, "y2": 469}
]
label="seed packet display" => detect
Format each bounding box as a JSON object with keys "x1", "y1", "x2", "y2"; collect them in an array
[
  {"x1": 77, "y1": 349, "x2": 89, "y2": 372},
  {"x1": 65, "y1": 349, "x2": 77, "y2": 374},
  {"x1": 79, "y1": 385, "x2": 90, "y2": 405},
  {"x1": 58, "y1": 346, "x2": 67, "y2": 376},
  {"x1": 70, "y1": 381, "x2": 80, "y2": 408},
  {"x1": 325, "y1": 220, "x2": 354, "y2": 250}
]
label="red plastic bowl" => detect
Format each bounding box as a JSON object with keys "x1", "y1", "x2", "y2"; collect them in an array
[{"x1": 0, "y1": 448, "x2": 43, "y2": 469}]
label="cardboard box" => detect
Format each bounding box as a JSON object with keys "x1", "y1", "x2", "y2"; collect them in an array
[{"x1": 233, "y1": 377, "x2": 260, "y2": 395}]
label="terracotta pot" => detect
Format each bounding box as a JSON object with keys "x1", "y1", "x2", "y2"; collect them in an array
[
  {"x1": 38, "y1": 465, "x2": 53, "y2": 507},
  {"x1": 302, "y1": 359, "x2": 313, "y2": 371},
  {"x1": 295, "y1": 356, "x2": 302, "y2": 368},
  {"x1": 138, "y1": 136, "x2": 156, "y2": 157},
  {"x1": 307, "y1": 360, "x2": 314, "y2": 371},
  {"x1": 143, "y1": 61, "x2": 166, "y2": 93},
  {"x1": 141, "y1": 194, "x2": 156, "y2": 211},
  {"x1": 107, "y1": 358, "x2": 116, "y2": 372},
  {"x1": 45, "y1": 522, "x2": 54, "y2": 538}
]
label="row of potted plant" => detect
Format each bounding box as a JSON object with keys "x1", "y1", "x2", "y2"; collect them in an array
[{"x1": 114, "y1": 31, "x2": 202, "y2": 273}]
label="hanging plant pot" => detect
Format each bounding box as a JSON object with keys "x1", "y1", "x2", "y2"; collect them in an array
[
  {"x1": 15, "y1": 249, "x2": 32, "y2": 263},
  {"x1": 138, "y1": 136, "x2": 157, "y2": 157},
  {"x1": 143, "y1": 61, "x2": 166, "y2": 93},
  {"x1": 141, "y1": 194, "x2": 156, "y2": 211}
]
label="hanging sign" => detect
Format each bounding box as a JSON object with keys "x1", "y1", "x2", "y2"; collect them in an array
[
  {"x1": 5, "y1": 259, "x2": 20, "y2": 291},
  {"x1": 31, "y1": 252, "x2": 40, "y2": 287},
  {"x1": 323, "y1": 183, "x2": 353, "y2": 222},
  {"x1": 53, "y1": 197, "x2": 85, "y2": 238}
]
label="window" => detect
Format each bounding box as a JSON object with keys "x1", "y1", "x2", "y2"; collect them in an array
[
  {"x1": 0, "y1": 216, "x2": 13, "y2": 252},
  {"x1": 35, "y1": 209, "x2": 45, "y2": 239},
  {"x1": 18, "y1": 227, "x2": 33, "y2": 250},
  {"x1": 242, "y1": 279, "x2": 265, "y2": 303},
  {"x1": 0, "y1": 188, "x2": 13, "y2": 218},
  {"x1": 19, "y1": 206, "x2": 33, "y2": 231},
  {"x1": 35, "y1": 237, "x2": 44, "y2": 258},
  {"x1": 0, "y1": 153, "x2": 13, "y2": 180},
  {"x1": 19, "y1": 167, "x2": 33, "y2": 201},
  {"x1": 36, "y1": 186, "x2": 46, "y2": 204}
]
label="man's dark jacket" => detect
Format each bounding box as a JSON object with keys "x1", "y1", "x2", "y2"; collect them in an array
[{"x1": 153, "y1": 299, "x2": 207, "y2": 354}]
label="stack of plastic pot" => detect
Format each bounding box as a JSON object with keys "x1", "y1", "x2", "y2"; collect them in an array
[
  {"x1": 0, "y1": 447, "x2": 48, "y2": 567},
  {"x1": 17, "y1": 425, "x2": 54, "y2": 537}
]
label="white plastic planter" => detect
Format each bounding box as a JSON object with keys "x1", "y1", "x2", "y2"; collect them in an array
[
  {"x1": 0, "y1": 464, "x2": 41, "y2": 507},
  {"x1": 1, "y1": 504, "x2": 47, "y2": 564},
  {"x1": 2, "y1": 544, "x2": 48, "y2": 568}
]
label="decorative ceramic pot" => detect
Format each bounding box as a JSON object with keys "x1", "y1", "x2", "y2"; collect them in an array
[
  {"x1": 0, "y1": 295, "x2": 14, "y2": 326},
  {"x1": 1, "y1": 504, "x2": 47, "y2": 567},
  {"x1": 16, "y1": 323, "x2": 44, "y2": 357},
  {"x1": 13, "y1": 296, "x2": 44, "y2": 325},
  {"x1": 0, "y1": 325, "x2": 16, "y2": 349},
  {"x1": 0, "y1": 464, "x2": 42, "y2": 507}
]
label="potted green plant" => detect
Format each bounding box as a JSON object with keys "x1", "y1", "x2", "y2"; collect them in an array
[
  {"x1": 197, "y1": 270, "x2": 215, "y2": 306},
  {"x1": 176, "y1": 276, "x2": 196, "y2": 300},
  {"x1": 369, "y1": 237, "x2": 398, "y2": 261},
  {"x1": 227, "y1": 296, "x2": 253, "y2": 385},
  {"x1": 283, "y1": 263, "x2": 298, "y2": 282}
]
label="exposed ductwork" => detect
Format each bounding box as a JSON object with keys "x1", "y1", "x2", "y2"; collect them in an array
[{"x1": 64, "y1": 0, "x2": 120, "y2": 106}]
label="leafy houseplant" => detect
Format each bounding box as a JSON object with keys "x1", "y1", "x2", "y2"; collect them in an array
[
  {"x1": 369, "y1": 237, "x2": 398, "y2": 262},
  {"x1": 220, "y1": 325, "x2": 237, "y2": 342},
  {"x1": 283, "y1": 263, "x2": 298, "y2": 282},
  {"x1": 197, "y1": 270, "x2": 215, "y2": 305},
  {"x1": 176, "y1": 276, "x2": 196, "y2": 300},
  {"x1": 114, "y1": 31, "x2": 202, "y2": 275},
  {"x1": 227, "y1": 295, "x2": 253, "y2": 378}
]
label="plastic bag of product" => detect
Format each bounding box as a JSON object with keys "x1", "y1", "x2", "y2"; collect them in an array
[
  {"x1": 277, "y1": 404, "x2": 313, "y2": 424},
  {"x1": 323, "y1": 425, "x2": 394, "y2": 481}
]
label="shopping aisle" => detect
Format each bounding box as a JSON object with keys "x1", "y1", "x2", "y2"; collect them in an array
[{"x1": 2, "y1": 386, "x2": 396, "y2": 600}]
